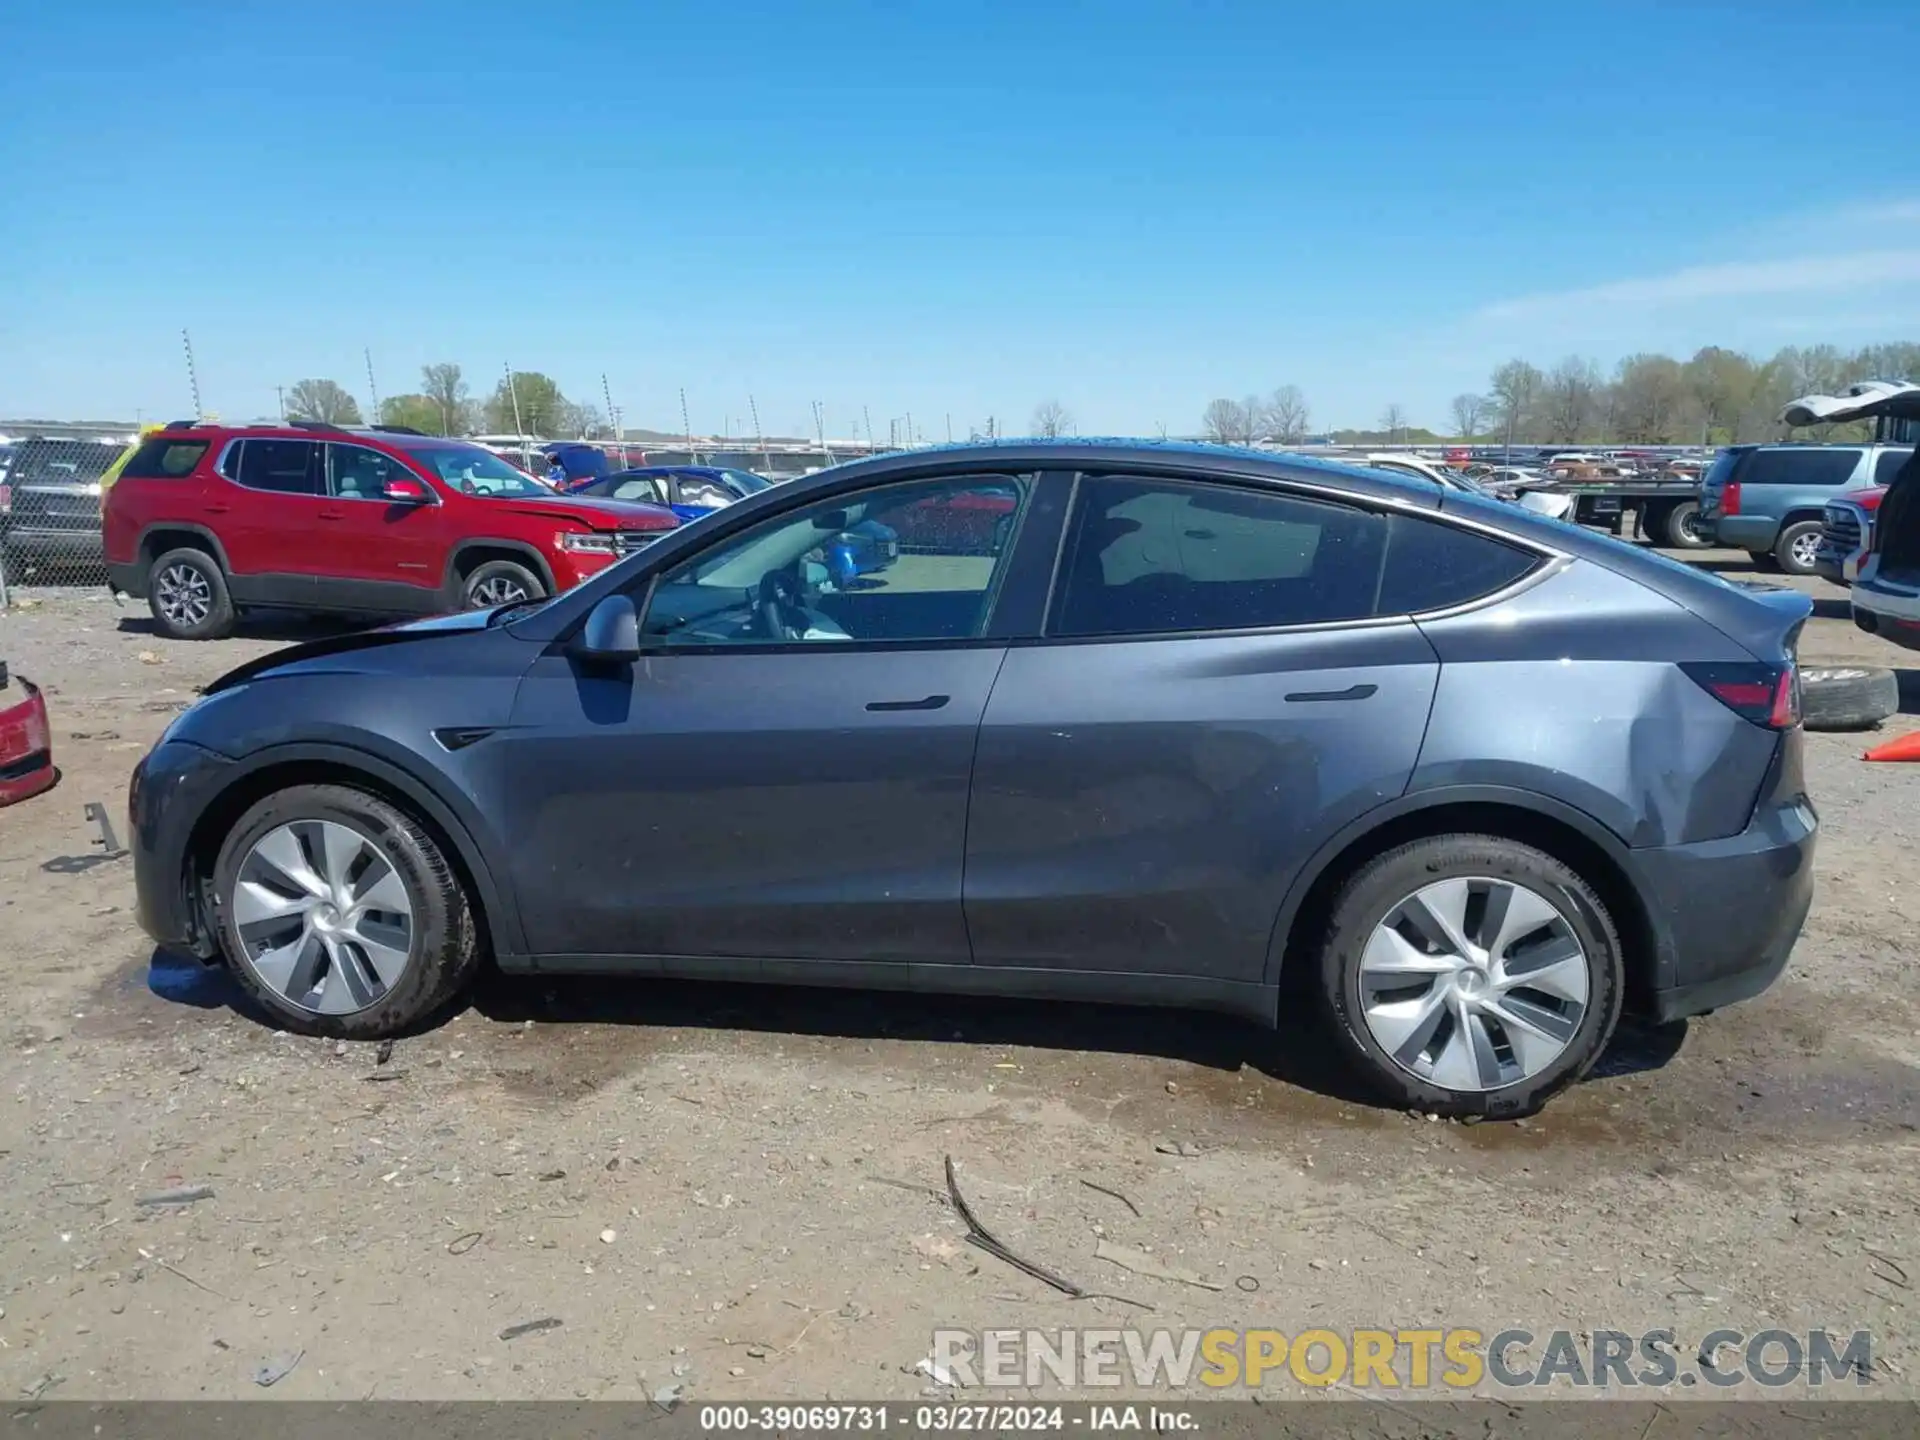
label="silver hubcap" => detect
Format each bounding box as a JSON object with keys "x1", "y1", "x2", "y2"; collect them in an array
[
  {"x1": 469, "y1": 575, "x2": 530, "y2": 608},
  {"x1": 1359, "y1": 877, "x2": 1589, "y2": 1093},
  {"x1": 1790, "y1": 532, "x2": 1820, "y2": 568},
  {"x1": 155, "y1": 563, "x2": 212, "y2": 628},
  {"x1": 231, "y1": 820, "x2": 415, "y2": 1015},
  {"x1": 1679, "y1": 510, "x2": 1708, "y2": 542}
]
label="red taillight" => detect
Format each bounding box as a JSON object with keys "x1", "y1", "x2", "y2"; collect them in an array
[
  {"x1": 1681, "y1": 662, "x2": 1799, "y2": 730},
  {"x1": 1721, "y1": 480, "x2": 1742, "y2": 515}
]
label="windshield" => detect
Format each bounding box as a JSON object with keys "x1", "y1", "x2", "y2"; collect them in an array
[{"x1": 406, "y1": 445, "x2": 555, "y2": 498}]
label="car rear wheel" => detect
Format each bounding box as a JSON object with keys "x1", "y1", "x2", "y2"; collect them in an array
[
  {"x1": 462, "y1": 559, "x2": 545, "y2": 610},
  {"x1": 1663, "y1": 499, "x2": 1712, "y2": 549},
  {"x1": 147, "y1": 548, "x2": 236, "y2": 640},
  {"x1": 1774, "y1": 520, "x2": 1823, "y2": 576},
  {"x1": 211, "y1": 784, "x2": 481, "y2": 1039},
  {"x1": 1317, "y1": 834, "x2": 1623, "y2": 1119}
]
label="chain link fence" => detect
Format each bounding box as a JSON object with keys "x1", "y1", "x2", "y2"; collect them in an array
[{"x1": 0, "y1": 437, "x2": 127, "y2": 608}]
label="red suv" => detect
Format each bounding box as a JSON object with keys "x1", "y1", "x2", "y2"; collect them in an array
[{"x1": 103, "y1": 423, "x2": 679, "y2": 639}]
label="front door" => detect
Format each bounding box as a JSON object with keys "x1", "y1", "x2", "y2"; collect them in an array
[
  {"x1": 498, "y1": 471, "x2": 1035, "y2": 965},
  {"x1": 315, "y1": 442, "x2": 448, "y2": 613}
]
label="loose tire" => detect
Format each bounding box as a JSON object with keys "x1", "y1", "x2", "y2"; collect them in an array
[
  {"x1": 1663, "y1": 499, "x2": 1712, "y2": 549},
  {"x1": 1774, "y1": 520, "x2": 1823, "y2": 576},
  {"x1": 147, "y1": 547, "x2": 236, "y2": 640},
  {"x1": 211, "y1": 784, "x2": 480, "y2": 1038},
  {"x1": 462, "y1": 559, "x2": 545, "y2": 610},
  {"x1": 1800, "y1": 666, "x2": 1900, "y2": 732},
  {"x1": 1318, "y1": 834, "x2": 1623, "y2": 1120}
]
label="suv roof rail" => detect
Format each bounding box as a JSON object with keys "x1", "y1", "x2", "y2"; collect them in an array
[
  {"x1": 286, "y1": 419, "x2": 349, "y2": 433},
  {"x1": 372, "y1": 424, "x2": 427, "y2": 436},
  {"x1": 163, "y1": 419, "x2": 200, "y2": 430}
]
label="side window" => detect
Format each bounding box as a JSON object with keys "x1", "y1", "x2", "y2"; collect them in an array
[
  {"x1": 1378, "y1": 514, "x2": 1540, "y2": 614},
  {"x1": 120, "y1": 439, "x2": 209, "y2": 479},
  {"x1": 678, "y1": 477, "x2": 733, "y2": 508},
  {"x1": 639, "y1": 475, "x2": 1030, "y2": 647},
  {"x1": 1050, "y1": 476, "x2": 1388, "y2": 637},
  {"x1": 327, "y1": 444, "x2": 413, "y2": 501},
  {"x1": 234, "y1": 439, "x2": 320, "y2": 495},
  {"x1": 1875, "y1": 449, "x2": 1913, "y2": 488},
  {"x1": 612, "y1": 477, "x2": 666, "y2": 504}
]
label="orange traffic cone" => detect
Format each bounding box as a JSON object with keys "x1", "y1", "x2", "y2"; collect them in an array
[{"x1": 1863, "y1": 730, "x2": 1920, "y2": 762}]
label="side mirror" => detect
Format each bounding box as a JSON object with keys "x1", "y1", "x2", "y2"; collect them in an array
[
  {"x1": 383, "y1": 478, "x2": 431, "y2": 505},
  {"x1": 575, "y1": 594, "x2": 641, "y2": 663}
]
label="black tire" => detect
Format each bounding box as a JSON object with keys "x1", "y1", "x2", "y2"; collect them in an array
[
  {"x1": 146, "y1": 547, "x2": 236, "y2": 639},
  {"x1": 1663, "y1": 498, "x2": 1712, "y2": 549},
  {"x1": 211, "y1": 784, "x2": 480, "y2": 1039},
  {"x1": 1800, "y1": 666, "x2": 1900, "y2": 732},
  {"x1": 1317, "y1": 834, "x2": 1624, "y2": 1120},
  {"x1": 1773, "y1": 520, "x2": 1823, "y2": 576},
  {"x1": 461, "y1": 559, "x2": 546, "y2": 610}
]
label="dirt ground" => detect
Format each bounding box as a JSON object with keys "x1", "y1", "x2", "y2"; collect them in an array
[{"x1": 0, "y1": 551, "x2": 1915, "y2": 1404}]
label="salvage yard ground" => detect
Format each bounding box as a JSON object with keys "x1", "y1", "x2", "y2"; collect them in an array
[{"x1": 0, "y1": 549, "x2": 1916, "y2": 1401}]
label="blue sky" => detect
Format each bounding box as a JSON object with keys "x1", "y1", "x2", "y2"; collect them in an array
[{"x1": 4, "y1": 0, "x2": 1917, "y2": 437}]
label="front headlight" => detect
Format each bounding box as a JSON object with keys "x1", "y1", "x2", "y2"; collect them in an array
[{"x1": 557, "y1": 530, "x2": 619, "y2": 553}]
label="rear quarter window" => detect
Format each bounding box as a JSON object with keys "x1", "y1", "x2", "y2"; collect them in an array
[
  {"x1": 121, "y1": 439, "x2": 210, "y2": 479},
  {"x1": 1741, "y1": 448, "x2": 1864, "y2": 487},
  {"x1": 1377, "y1": 515, "x2": 1540, "y2": 614}
]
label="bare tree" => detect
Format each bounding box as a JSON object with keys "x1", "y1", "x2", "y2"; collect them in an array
[
  {"x1": 1266, "y1": 385, "x2": 1310, "y2": 443},
  {"x1": 1202, "y1": 398, "x2": 1253, "y2": 444},
  {"x1": 1488, "y1": 359, "x2": 1544, "y2": 453},
  {"x1": 1031, "y1": 399, "x2": 1072, "y2": 439},
  {"x1": 1544, "y1": 356, "x2": 1603, "y2": 442},
  {"x1": 285, "y1": 378, "x2": 362, "y2": 425},
  {"x1": 420, "y1": 362, "x2": 471, "y2": 435},
  {"x1": 1379, "y1": 403, "x2": 1409, "y2": 444},
  {"x1": 1449, "y1": 393, "x2": 1488, "y2": 439}
]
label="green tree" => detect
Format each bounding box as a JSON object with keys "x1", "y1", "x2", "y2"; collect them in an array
[
  {"x1": 1684, "y1": 346, "x2": 1756, "y2": 445},
  {"x1": 484, "y1": 371, "x2": 566, "y2": 435},
  {"x1": 420, "y1": 362, "x2": 473, "y2": 435},
  {"x1": 1488, "y1": 359, "x2": 1544, "y2": 448},
  {"x1": 1613, "y1": 354, "x2": 1690, "y2": 443},
  {"x1": 285, "y1": 378, "x2": 363, "y2": 425},
  {"x1": 378, "y1": 394, "x2": 444, "y2": 433}
]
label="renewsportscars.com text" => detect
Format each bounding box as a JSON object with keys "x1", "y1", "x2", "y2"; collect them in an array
[{"x1": 928, "y1": 1327, "x2": 1873, "y2": 1391}]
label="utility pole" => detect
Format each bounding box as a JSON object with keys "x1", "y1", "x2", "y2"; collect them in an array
[
  {"x1": 750, "y1": 394, "x2": 771, "y2": 474},
  {"x1": 863, "y1": 405, "x2": 875, "y2": 454},
  {"x1": 945, "y1": 413, "x2": 952, "y2": 444},
  {"x1": 601, "y1": 373, "x2": 618, "y2": 449},
  {"x1": 181, "y1": 329, "x2": 203, "y2": 420},
  {"x1": 276, "y1": 386, "x2": 286, "y2": 424},
  {"x1": 813, "y1": 400, "x2": 831, "y2": 463},
  {"x1": 680, "y1": 387, "x2": 695, "y2": 463},
  {"x1": 364, "y1": 348, "x2": 380, "y2": 426},
  {"x1": 505, "y1": 364, "x2": 528, "y2": 469},
  {"x1": 905, "y1": 410, "x2": 914, "y2": 446}
]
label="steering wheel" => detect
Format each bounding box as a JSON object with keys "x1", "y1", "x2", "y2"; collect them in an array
[{"x1": 756, "y1": 567, "x2": 808, "y2": 640}]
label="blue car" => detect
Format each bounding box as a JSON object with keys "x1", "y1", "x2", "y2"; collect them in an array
[{"x1": 572, "y1": 466, "x2": 896, "y2": 587}]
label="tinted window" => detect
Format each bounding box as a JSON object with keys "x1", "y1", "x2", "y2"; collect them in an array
[
  {"x1": 1051, "y1": 476, "x2": 1388, "y2": 637},
  {"x1": 327, "y1": 443, "x2": 415, "y2": 500},
  {"x1": 1875, "y1": 449, "x2": 1914, "y2": 487},
  {"x1": 1378, "y1": 515, "x2": 1539, "y2": 614},
  {"x1": 1740, "y1": 448, "x2": 1863, "y2": 487},
  {"x1": 235, "y1": 439, "x2": 320, "y2": 495},
  {"x1": 120, "y1": 439, "x2": 209, "y2": 479},
  {"x1": 640, "y1": 475, "x2": 1028, "y2": 647}
]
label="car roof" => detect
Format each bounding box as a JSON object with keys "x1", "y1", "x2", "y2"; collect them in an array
[{"x1": 779, "y1": 439, "x2": 1447, "y2": 512}]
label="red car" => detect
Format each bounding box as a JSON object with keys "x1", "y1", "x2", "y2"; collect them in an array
[
  {"x1": 0, "y1": 662, "x2": 55, "y2": 808},
  {"x1": 103, "y1": 423, "x2": 679, "y2": 639}
]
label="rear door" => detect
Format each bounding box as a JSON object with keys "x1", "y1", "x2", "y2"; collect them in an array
[
  {"x1": 963, "y1": 472, "x2": 1458, "y2": 987},
  {"x1": 214, "y1": 438, "x2": 327, "y2": 604}
]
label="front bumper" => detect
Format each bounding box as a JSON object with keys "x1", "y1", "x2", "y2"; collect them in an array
[
  {"x1": 1709, "y1": 515, "x2": 1779, "y2": 552},
  {"x1": 129, "y1": 739, "x2": 235, "y2": 959},
  {"x1": 1629, "y1": 785, "x2": 1817, "y2": 1024},
  {"x1": 3, "y1": 526, "x2": 104, "y2": 564}
]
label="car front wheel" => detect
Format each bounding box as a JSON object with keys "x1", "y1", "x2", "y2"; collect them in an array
[
  {"x1": 211, "y1": 784, "x2": 481, "y2": 1038},
  {"x1": 1317, "y1": 834, "x2": 1623, "y2": 1119},
  {"x1": 462, "y1": 559, "x2": 546, "y2": 610}
]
